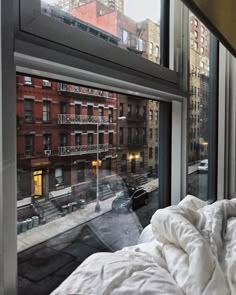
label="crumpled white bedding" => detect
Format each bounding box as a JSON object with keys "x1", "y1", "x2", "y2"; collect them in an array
[{"x1": 51, "y1": 195, "x2": 236, "y2": 295}]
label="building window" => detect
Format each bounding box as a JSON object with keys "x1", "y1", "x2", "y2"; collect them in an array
[
  {"x1": 60, "y1": 134, "x2": 67, "y2": 147},
  {"x1": 119, "y1": 103, "x2": 124, "y2": 116},
  {"x1": 201, "y1": 26, "x2": 205, "y2": 34},
  {"x1": 127, "y1": 104, "x2": 132, "y2": 118},
  {"x1": 194, "y1": 31, "x2": 198, "y2": 38},
  {"x1": 87, "y1": 105, "x2": 93, "y2": 116},
  {"x1": 135, "y1": 128, "x2": 139, "y2": 143},
  {"x1": 99, "y1": 132, "x2": 104, "y2": 144},
  {"x1": 77, "y1": 163, "x2": 85, "y2": 183},
  {"x1": 194, "y1": 19, "x2": 198, "y2": 27},
  {"x1": 155, "y1": 147, "x2": 158, "y2": 161},
  {"x1": 122, "y1": 29, "x2": 129, "y2": 44},
  {"x1": 149, "y1": 147, "x2": 153, "y2": 159},
  {"x1": 119, "y1": 127, "x2": 123, "y2": 145},
  {"x1": 42, "y1": 79, "x2": 51, "y2": 88},
  {"x1": 155, "y1": 111, "x2": 158, "y2": 121},
  {"x1": 201, "y1": 36, "x2": 204, "y2": 44},
  {"x1": 24, "y1": 76, "x2": 32, "y2": 85},
  {"x1": 109, "y1": 132, "x2": 113, "y2": 145},
  {"x1": 121, "y1": 154, "x2": 127, "y2": 173},
  {"x1": 201, "y1": 47, "x2": 204, "y2": 54},
  {"x1": 149, "y1": 128, "x2": 153, "y2": 140},
  {"x1": 108, "y1": 108, "x2": 113, "y2": 123},
  {"x1": 24, "y1": 99, "x2": 34, "y2": 122},
  {"x1": 143, "y1": 128, "x2": 146, "y2": 144},
  {"x1": 135, "y1": 105, "x2": 140, "y2": 118},
  {"x1": 60, "y1": 102, "x2": 67, "y2": 114},
  {"x1": 155, "y1": 45, "x2": 159, "y2": 58},
  {"x1": 194, "y1": 41, "x2": 198, "y2": 50},
  {"x1": 43, "y1": 101, "x2": 51, "y2": 122},
  {"x1": 55, "y1": 168, "x2": 63, "y2": 187},
  {"x1": 25, "y1": 135, "x2": 34, "y2": 156},
  {"x1": 43, "y1": 134, "x2": 51, "y2": 150},
  {"x1": 142, "y1": 106, "x2": 146, "y2": 119},
  {"x1": 75, "y1": 133, "x2": 82, "y2": 146},
  {"x1": 75, "y1": 104, "x2": 81, "y2": 115},
  {"x1": 149, "y1": 42, "x2": 153, "y2": 55},
  {"x1": 88, "y1": 133, "x2": 94, "y2": 145},
  {"x1": 155, "y1": 128, "x2": 158, "y2": 142},
  {"x1": 128, "y1": 128, "x2": 132, "y2": 141},
  {"x1": 149, "y1": 110, "x2": 153, "y2": 120},
  {"x1": 98, "y1": 106, "x2": 104, "y2": 118}
]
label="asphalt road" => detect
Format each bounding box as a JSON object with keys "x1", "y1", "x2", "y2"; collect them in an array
[
  {"x1": 188, "y1": 171, "x2": 208, "y2": 201},
  {"x1": 18, "y1": 189, "x2": 159, "y2": 295}
]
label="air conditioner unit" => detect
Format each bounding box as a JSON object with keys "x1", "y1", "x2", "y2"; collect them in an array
[
  {"x1": 44, "y1": 150, "x2": 51, "y2": 156},
  {"x1": 43, "y1": 80, "x2": 51, "y2": 87}
]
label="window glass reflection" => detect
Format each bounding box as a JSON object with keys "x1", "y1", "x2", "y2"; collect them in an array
[
  {"x1": 41, "y1": 0, "x2": 161, "y2": 64},
  {"x1": 17, "y1": 74, "x2": 160, "y2": 294}
]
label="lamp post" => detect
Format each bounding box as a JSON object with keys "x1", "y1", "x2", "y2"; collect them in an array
[{"x1": 94, "y1": 116, "x2": 126, "y2": 213}]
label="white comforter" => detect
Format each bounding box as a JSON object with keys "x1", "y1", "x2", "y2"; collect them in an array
[{"x1": 51, "y1": 196, "x2": 236, "y2": 295}]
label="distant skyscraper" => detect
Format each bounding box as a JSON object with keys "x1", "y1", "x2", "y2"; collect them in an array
[{"x1": 100, "y1": 0, "x2": 124, "y2": 13}]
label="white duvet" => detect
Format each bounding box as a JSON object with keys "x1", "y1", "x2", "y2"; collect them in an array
[{"x1": 51, "y1": 195, "x2": 236, "y2": 295}]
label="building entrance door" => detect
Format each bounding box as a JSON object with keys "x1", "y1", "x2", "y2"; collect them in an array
[
  {"x1": 33, "y1": 170, "x2": 43, "y2": 199},
  {"x1": 131, "y1": 159, "x2": 136, "y2": 173}
]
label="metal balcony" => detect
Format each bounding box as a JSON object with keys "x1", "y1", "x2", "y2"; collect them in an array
[
  {"x1": 127, "y1": 115, "x2": 146, "y2": 122},
  {"x1": 127, "y1": 141, "x2": 144, "y2": 147},
  {"x1": 58, "y1": 114, "x2": 109, "y2": 125},
  {"x1": 58, "y1": 144, "x2": 110, "y2": 156}
]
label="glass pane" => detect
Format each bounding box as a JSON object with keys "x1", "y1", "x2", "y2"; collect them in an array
[
  {"x1": 17, "y1": 73, "x2": 160, "y2": 294},
  {"x1": 187, "y1": 12, "x2": 210, "y2": 201},
  {"x1": 41, "y1": 0, "x2": 161, "y2": 64}
]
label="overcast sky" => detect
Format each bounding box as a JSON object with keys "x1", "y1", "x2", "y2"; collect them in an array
[
  {"x1": 44, "y1": 0, "x2": 161, "y2": 23},
  {"x1": 124, "y1": 0, "x2": 160, "y2": 23}
]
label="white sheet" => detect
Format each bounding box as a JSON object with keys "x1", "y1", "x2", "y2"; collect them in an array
[{"x1": 51, "y1": 195, "x2": 236, "y2": 295}]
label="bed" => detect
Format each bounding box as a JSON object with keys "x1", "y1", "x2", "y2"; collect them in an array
[{"x1": 51, "y1": 195, "x2": 236, "y2": 295}]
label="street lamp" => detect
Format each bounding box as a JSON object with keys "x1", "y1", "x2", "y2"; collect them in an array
[{"x1": 94, "y1": 116, "x2": 126, "y2": 213}]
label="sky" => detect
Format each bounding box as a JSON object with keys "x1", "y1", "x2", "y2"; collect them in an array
[{"x1": 124, "y1": 0, "x2": 161, "y2": 23}]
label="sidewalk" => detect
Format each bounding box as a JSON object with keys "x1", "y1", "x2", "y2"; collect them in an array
[
  {"x1": 18, "y1": 179, "x2": 159, "y2": 253},
  {"x1": 18, "y1": 162, "x2": 198, "y2": 253}
]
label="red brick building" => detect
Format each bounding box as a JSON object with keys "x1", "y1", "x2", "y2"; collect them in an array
[{"x1": 17, "y1": 75, "x2": 117, "y2": 203}]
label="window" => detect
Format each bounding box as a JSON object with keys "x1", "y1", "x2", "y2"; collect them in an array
[
  {"x1": 119, "y1": 127, "x2": 124, "y2": 144},
  {"x1": 155, "y1": 46, "x2": 159, "y2": 58},
  {"x1": 194, "y1": 41, "x2": 198, "y2": 50},
  {"x1": 149, "y1": 110, "x2": 153, "y2": 120},
  {"x1": 142, "y1": 106, "x2": 146, "y2": 119},
  {"x1": 87, "y1": 133, "x2": 93, "y2": 145},
  {"x1": 87, "y1": 105, "x2": 93, "y2": 116},
  {"x1": 98, "y1": 106, "x2": 104, "y2": 118},
  {"x1": 55, "y1": 168, "x2": 63, "y2": 186},
  {"x1": 201, "y1": 47, "x2": 204, "y2": 54},
  {"x1": 155, "y1": 111, "x2": 158, "y2": 121},
  {"x1": 143, "y1": 128, "x2": 146, "y2": 144},
  {"x1": 120, "y1": 103, "x2": 124, "y2": 116},
  {"x1": 43, "y1": 134, "x2": 51, "y2": 150},
  {"x1": 194, "y1": 31, "x2": 198, "y2": 38},
  {"x1": 75, "y1": 104, "x2": 81, "y2": 115},
  {"x1": 149, "y1": 42, "x2": 153, "y2": 55},
  {"x1": 24, "y1": 99, "x2": 34, "y2": 122},
  {"x1": 75, "y1": 133, "x2": 82, "y2": 146},
  {"x1": 60, "y1": 134, "x2": 67, "y2": 146},
  {"x1": 42, "y1": 79, "x2": 51, "y2": 88},
  {"x1": 121, "y1": 154, "x2": 127, "y2": 173},
  {"x1": 149, "y1": 128, "x2": 153, "y2": 140},
  {"x1": 155, "y1": 128, "x2": 158, "y2": 142},
  {"x1": 201, "y1": 26, "x2": 205, "y2": 34},
  {"x1": 43, "y1": 101, "x2": 51, "y2": 122},
  {"x1": 149, "y1": 147, "x2": 153, "y2": 159},
  {"x1": 201, "y1": 36, "x2": 204, "y2": 44},
  {"x1": 60, "y1": 102, "x2": 67, "y2": 114},
  {"x1": 127, "y1": 104, "x2": 132, "y2": 118},
  {"x1": 109, "y1": 132, "x2": 113, "y2": 145},
  {"x1": 99, "y1": 132, "x2": 104, "y2": 144},
  {"x1": 140, "y1": 152, "x2": 144, "y2": 168},
  {"x1": 122, "y1": 29, "x2": 129, "y2": 44},
  {"x1": 135, "y1": 106, "x2": 140, "y2": 118},
  {"x1": 24, "y1": 76, "x2": 32, "y2": 85},
  {"x1": 194, "y1": 19, "x2": 198, "y2": 27},
  {"x1": 25, "y1": 135, "x2": 34, "y2": 156},
  {"x1": 108, "y1": 108, "x2": 113, "y2": 123},
  {"x1": 128, "y1": 127, "x2": 132, "y2": 141}
]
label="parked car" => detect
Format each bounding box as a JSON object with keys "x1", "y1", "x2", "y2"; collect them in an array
[
  {"x1": 197, "y1": 159, "x2": 208, "y2": 173},
  {"x1": 112, "y1": 187, "x2": 149, "y2": 213}
]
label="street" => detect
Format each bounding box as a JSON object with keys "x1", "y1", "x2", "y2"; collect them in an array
[
  {"x1": 188, "y1": 171, "x2": 208, "y2": 201},
  {"x1": 18, "y1": 189, "x2": 159, "y2": 295}
]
